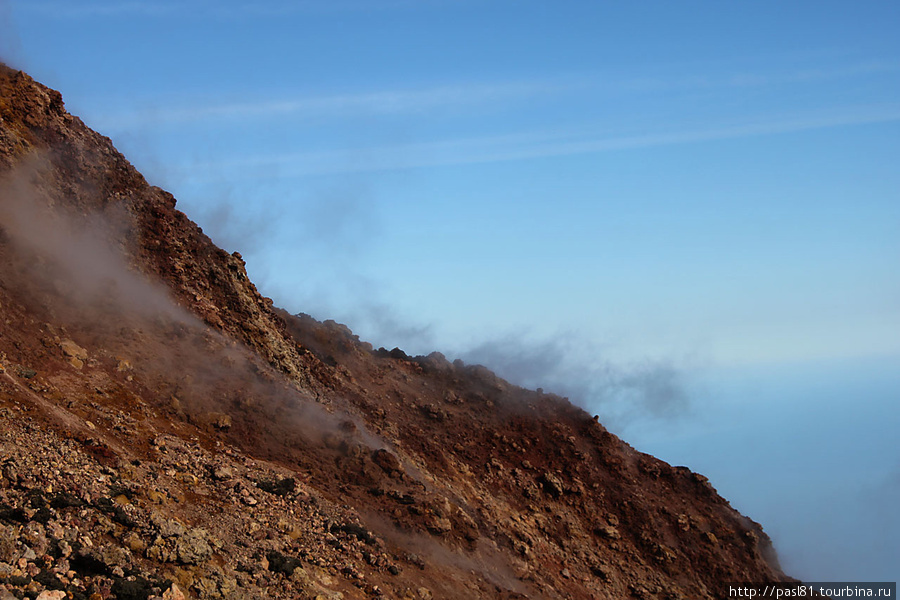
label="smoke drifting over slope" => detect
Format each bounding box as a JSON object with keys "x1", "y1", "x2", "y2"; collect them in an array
[
  {"x1": 0, "y1": 156, "x2": 576, "y2": 597},
  {"x1": 0, "y1": 155, "x2": 194, "y2": 325},
  {"x1": 460, "y1": 333, "x2": 690, "y2": 430},
  {"x1": 0, "y1": 154, "x2": 392, "y2": 463},
  {"x1": 186, "y1": 170, "x2": 694, "y2": 432}
]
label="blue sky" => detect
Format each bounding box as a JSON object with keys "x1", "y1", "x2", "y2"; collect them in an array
[{"x1": 3, "y1": 0, "x2": 899, "y2": 582}]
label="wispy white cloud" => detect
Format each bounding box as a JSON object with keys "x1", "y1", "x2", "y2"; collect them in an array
[
  {"x1": 87, "y1": 57, "x2": 900, "y2": 132},
  {"x1": 182, "y1": 104, "x2": 900, "y2": 179},
  {"x1": 90, "y1": 79, "x2": 580, "y2": 131},
  {"x1": 13, "y1": 0, "x2": 463, "y2": 19},
  {"x1": 13, "y1": 0, "x2": 182, "y2": 18},
  {"x1": 622, "y1": 60, "x2": 900, "y2": 93}
]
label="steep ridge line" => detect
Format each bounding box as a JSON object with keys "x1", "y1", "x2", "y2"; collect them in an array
[{"x1": 0, "y1": 63, "x2": 796, "y2": 600}]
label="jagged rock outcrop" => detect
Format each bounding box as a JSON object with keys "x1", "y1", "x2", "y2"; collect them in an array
[{"x1": 0, "y1": 63, "x2": 793, "y2": 600}]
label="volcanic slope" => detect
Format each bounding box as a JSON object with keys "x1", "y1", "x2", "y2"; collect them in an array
[{"x1": 0, "y1": 64, "x2": 794, "y2": 600}]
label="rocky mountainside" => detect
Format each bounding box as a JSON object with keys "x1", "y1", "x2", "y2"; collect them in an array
[{"x1": 0, "y1": 64, "x2": 794, "y2": 600}]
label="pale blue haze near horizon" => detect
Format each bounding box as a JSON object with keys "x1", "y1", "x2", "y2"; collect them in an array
[{"x1": 2, "y1": 0, "x2": 898, "y2": 583}]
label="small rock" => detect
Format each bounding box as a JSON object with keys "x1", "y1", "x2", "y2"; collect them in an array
[
  {"x1": 211, "y1": 465, "x2": 234, "y2": 481},
  {"x1": 95, "y1": 543, "x2": 131, "y2": 569},
  {"x1": 57, "y1": 540, "x2": 72, "y2": 557},
  {"x1": 0, "y1": 526, "x2": 17, "y2": 561},
  {"x1": 162, "y1": 583, "x2": 186, "y2": 600},
  {"x1": 151, "y1": 513, "x2": 185, "y2": 538},
  {"x1": 291, "y1": 566, "x2": 311, "y2": 583},
  {"x1": 417, "y1": 587, "x2": 433, "y2": 600},
  {"x1": 174, "y1": 529, "x2": 212, "y2": 565},
  {"x1": 372, "y1": 449, "x2": 402, "y2": 475},
  {"x1": 591, "y1": 563, "x2": 612, "y2": 581},
  {"x1": 59, "y1": 339, "x2": 88, "y2": 369},
  {"x1": 425, "y1": 515, "x2": 452, "y2": 535},
  {"x1": 538, "y1": 472, "x2": 564, "y2": 497},
  {"x1": 124, "y1": 532, "x2": 146, "y2": 553},
  {"x1": 13, "y1": 365, "x2": 36, "y2": 379},
  {"x1": 147, "y1": 490, "x2": 167, "y2": 505},
  {"x1": 595, "y1": 525, "x2": 620, "y2": 540},
  {"x1": 209, "y1": 413, "x2": 232, "y2": 430}
]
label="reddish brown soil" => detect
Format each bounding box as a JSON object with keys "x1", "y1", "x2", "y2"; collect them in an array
[{"x1": 0, "y1": 64, "x2": 795, "y2": 600}]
